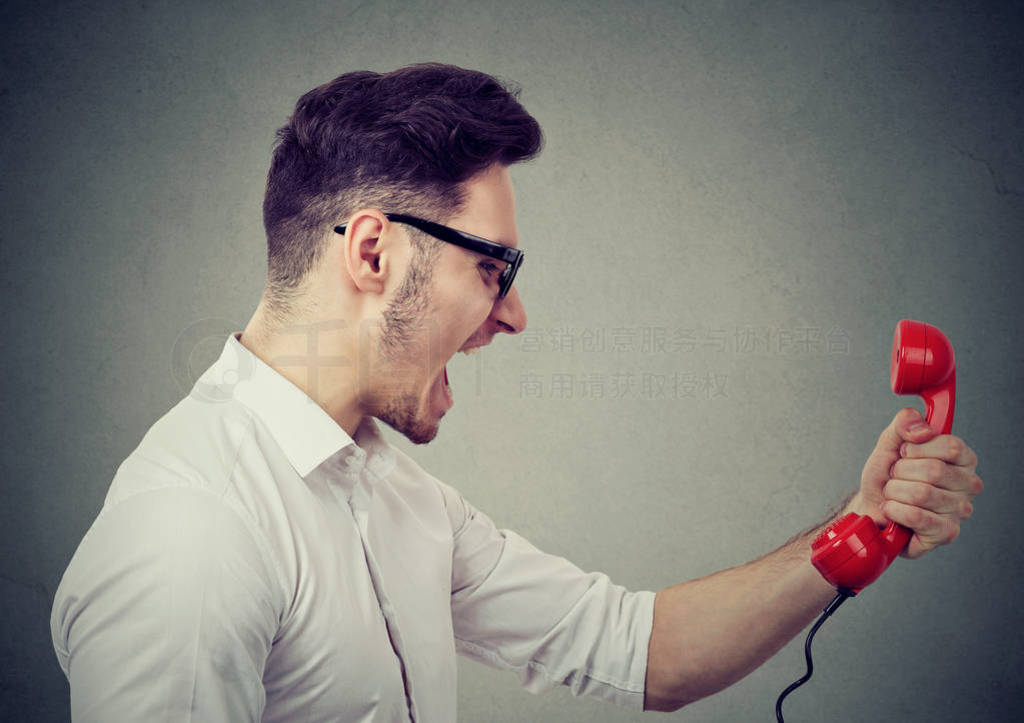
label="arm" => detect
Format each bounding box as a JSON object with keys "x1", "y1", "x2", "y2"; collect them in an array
[
  {"x1": 644, "y1": 408, "x2": 982, "y2": 712},
  {"x1": 439, "y1": 479, "x2": 655, "y2": 710},
  {"x1": 51, "y1": 487, "x2": 282, "y2": 722}
]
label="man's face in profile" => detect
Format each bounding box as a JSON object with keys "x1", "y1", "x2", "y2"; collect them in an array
[{"x1": 368, "y1": 164, "x2": 528, "y2": 444}]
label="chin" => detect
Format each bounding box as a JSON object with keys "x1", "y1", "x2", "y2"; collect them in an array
[
  {"x1": 375, "y1": 400, "x2": 442, "y2": 445},
  {"x1": 400, "y1": 419, "x2": 440, "y2": 445}
]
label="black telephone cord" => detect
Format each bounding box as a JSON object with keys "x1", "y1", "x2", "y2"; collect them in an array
[{"x1": 775, "y1": 587, "x2": 857, "y2": 722}]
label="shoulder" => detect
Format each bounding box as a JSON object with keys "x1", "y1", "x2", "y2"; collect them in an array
[
  {"x1": 105, "y1": 394, "x2": 258, "y2": 505},
  {"x1": 73, "y1": 394, "x2": 290, "y2": 608}
]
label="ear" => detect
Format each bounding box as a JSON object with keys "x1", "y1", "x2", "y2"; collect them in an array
[{"x1": 341, "y1": 209, "x2": 394, "y2": 295}]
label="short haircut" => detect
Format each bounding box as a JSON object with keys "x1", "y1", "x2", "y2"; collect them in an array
[{"x1": 261, "y1": 63, "x2": 543, "y2": 319}]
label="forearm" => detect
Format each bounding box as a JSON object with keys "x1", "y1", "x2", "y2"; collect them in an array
[{"x1": 644, "y1": 495, "x2": 864, "y2": 712}]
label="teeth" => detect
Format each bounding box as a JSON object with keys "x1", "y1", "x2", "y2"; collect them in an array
[{"x1": 462, "y1": 347, "x2": 481, "y2": 355}]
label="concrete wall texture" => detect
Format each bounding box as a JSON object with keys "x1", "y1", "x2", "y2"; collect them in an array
[{"x1": 2, "y1": 1, "x2": 1022, "y2": 721}]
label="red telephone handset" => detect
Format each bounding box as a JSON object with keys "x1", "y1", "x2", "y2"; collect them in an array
[{"x1": 811, "y1": 319, "x2": 956, "y2": 591}]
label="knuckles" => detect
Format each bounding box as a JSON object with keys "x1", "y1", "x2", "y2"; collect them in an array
[
  {"x1": 924, "y1": 459, "x2": 946, "y2": 485},
  {"x1": 900, "y1": 503, "x2": 924, "y2": 528},
  {"x1": 909, "y1": 483, "x2": 933, "y2": 508},
  {"x1": 892, "y1": 458, "x2": 948, "y2": 485},
  {"x1": 874, "y1": 419, "x2": 981, "y2": 557}
]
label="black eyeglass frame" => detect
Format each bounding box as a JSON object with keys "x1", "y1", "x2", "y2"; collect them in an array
[{"x1": 334, "y1": 213, "x2": 523, "y2": 299}]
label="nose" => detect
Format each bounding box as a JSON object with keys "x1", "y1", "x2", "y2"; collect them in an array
[{"x1": 491, "y1": 285, "x2": 527, "y2": 335}]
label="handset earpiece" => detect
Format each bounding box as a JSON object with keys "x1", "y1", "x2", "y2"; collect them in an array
[
  {"x1": 890, "y1": 319, "x2": 955, "y2": 435},
  {"x1": 811, "y1": 319, "x2": 956, "y2": 591}
]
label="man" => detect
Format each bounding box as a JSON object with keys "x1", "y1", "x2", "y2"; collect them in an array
[{"x1": 51, "y1": 63, "x2": 981, "y2": 721}]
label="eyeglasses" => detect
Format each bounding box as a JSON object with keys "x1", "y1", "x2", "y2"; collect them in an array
[{"x1": 334, "y1": 213, "x2": 523, "y2": 299}]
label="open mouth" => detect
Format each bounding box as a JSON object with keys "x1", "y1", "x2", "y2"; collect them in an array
[
  {"x1": 433, "y1": 362, "x2": 453, "y2": 414},
  {"x1": 433, "y1": 339, "x2": 490, "y2": 415}
]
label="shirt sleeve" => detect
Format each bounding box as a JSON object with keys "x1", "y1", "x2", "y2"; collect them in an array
[
  {"x1": 50, "y1": 485, "x2": 283, "y2": 722},
  {"x1": 439, "y1": 482, "x2": 656, "y2": 711}
]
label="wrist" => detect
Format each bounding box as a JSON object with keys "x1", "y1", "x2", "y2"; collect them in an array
[{"x1": 840, "y1": 491, "x2": 881, "y2": 522}]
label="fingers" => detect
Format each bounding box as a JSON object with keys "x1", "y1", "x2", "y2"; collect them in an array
[
  {"x1": 861, "y1": 408, "x2": 940, "y2": 505},
  {"x1": 881, "y1": 500, "x2": 960, "y2": 559},
  {"x1": 874, "y1": 408, "x2": 940, "y2": 457},
  {"x1": 881, "y1": 433, "x2": 982, "y2": 559},
  {"x1": 899, "y1": 434, "x2": 979, "y2": 469},
  {"x1": 890, "y1": 457, "x2": 984, "y2": 496},
  {"x1": 882, "y1": 478, "x2": 974, "y2": 518},
  {"x1": 862, "y1": 411, "x2": 982, "y2": 560}
]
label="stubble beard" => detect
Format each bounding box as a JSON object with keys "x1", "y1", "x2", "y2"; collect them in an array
[
  {"x1": 376, "y1": 392, "x2": 439, "y2": 445},
  {"x1": 370, "y1": 247, "x2": 443, "y2": 445}
]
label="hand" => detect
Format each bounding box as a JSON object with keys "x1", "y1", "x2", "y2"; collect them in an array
[{"x1": 852, "y1": 408, "x2": 982, "y2": 559}]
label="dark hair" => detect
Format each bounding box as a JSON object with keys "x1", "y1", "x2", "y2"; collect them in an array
[{"x1": 261, "y1": 63, "x2": 543, "y2": 318}]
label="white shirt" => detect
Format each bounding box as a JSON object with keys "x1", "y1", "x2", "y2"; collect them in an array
[{"x1": 51, "y1": 333, "x2": 656, "y2": 722}]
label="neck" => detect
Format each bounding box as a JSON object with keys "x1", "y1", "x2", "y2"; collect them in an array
[{"x1": 239, "y1": 301, "x2": 366, "y2": 438}]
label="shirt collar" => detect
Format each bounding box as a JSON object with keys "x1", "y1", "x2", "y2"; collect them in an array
[{"x1": 194, "y1": 333, "x2": 392, "y2": 479}]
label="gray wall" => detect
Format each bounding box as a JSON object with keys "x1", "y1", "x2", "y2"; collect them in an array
[{"x1": 3, "y1": 1, "x2": 1022, "y2": 721}]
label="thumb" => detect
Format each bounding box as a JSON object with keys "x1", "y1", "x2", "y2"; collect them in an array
[
  {"x1": 861, "y1": 408, "x2": 938, "y2": 511},
  {"x1": 875, "y1": 407, "x2": 938, "y2": 457}
]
